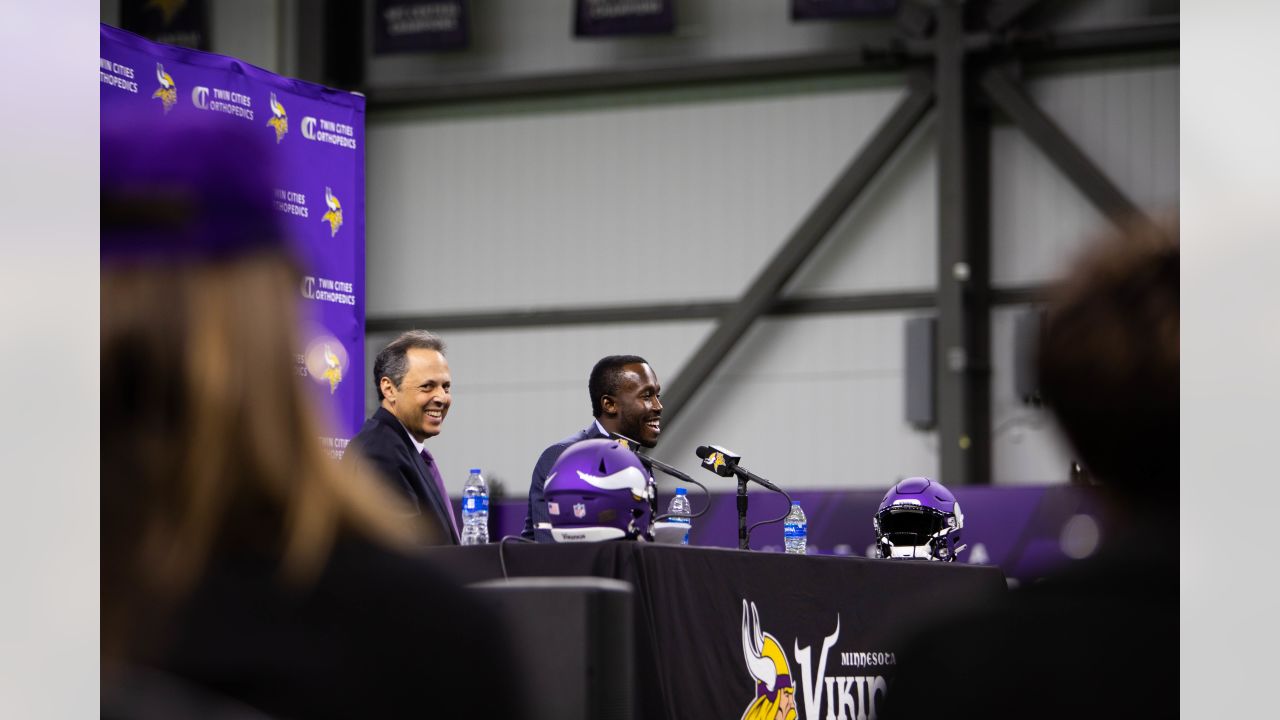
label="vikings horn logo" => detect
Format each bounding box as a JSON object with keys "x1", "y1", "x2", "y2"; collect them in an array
[
  {"x1": 741, "y1": 600, "x2": 797, "y2": 720},
  {"x1": 267, "y1": 92, "x2": 288, "y2": 143},
  {"x1": 320, "y1": 186, "x2": 343, "y2": 237},
  {"x1": 321, "y1": 344, "x2": 343, "y2": 394},
  {"x1": 152, "y1": 63, "x2": 177, "y2": 114}
]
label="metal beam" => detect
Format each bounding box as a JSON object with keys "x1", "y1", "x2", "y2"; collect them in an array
[
  {"x1": 367, "y1": 50, "x2": 911, "y2": 108},
  {"x1": 935, "y1": 0, "x2": 992, "y2": 487},
  {"x1": 365, "y1": 284, "x2": 1049, "y2": 333},
  {"x1": 655, "y1": 75, "x2": 935, "y2": 427},
  {"x1": 980, "y1": 66, "x2": 1157, "y2": 231},
  {"x1": 1009, "y1": 17, "x2": 1180, "y2": 59}
]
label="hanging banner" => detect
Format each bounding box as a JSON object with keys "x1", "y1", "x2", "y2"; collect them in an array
[
  {"x1": 574, "y1": 0, "x2": 675, "y2": 37},
  {"x1": 100, "y1": 24, "x2": 366, "y2": 458},
  {"x1": 374, "y1": 0, "x2": 470, "y2": 54},
  {"x1": 120, "y1": 0, "x2": 209, "y2": 50},
  {"x1": 791, "y1": 0, "x2": 898, "y2": 21}
]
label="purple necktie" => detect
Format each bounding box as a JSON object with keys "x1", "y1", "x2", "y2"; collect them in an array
[{"x1": 420, "y1": 448, "x2": 460, "y2": 541}]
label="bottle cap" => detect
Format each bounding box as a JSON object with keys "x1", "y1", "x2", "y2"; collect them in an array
[
  {"x1": 675, "y1": 487, "x2": 687, "y2": 495},
  {"x1": 791, "y1": 501, "x2": 801, "y2": 506},
  {"x1": 469, "y1": 468, "x2": 482, "y2": 474}
]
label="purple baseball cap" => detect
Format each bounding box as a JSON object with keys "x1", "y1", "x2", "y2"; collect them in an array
[{"x1": 101, "y1": 108, "x2": 288, "y2": 263}]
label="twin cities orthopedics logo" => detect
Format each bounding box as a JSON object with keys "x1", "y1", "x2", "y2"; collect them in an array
[
  {"x1": 300, "y1": 115, "x2": 358, "y2": 150},
  {"x1": 100, "y1": 57, "x2": 139, "y2": 94},
  {"x1": 266, "y1": 92, "x2": 288, "y2": 143},
  {"x1": 301, "y1": 274, "x2": 356, "y2": 307},
  {"x1": 190, "y1": 83, "x2": 253, "y2": 120},
  {"x1": 152, "y1": 63, "x2": 177, "y2": 113},
  {"x1": 738, "y1": 599, "x2": 894, "y2": 720}
]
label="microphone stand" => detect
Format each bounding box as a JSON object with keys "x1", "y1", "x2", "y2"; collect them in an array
[{"x1": 726, "y1": 464, "x2": 791, "y2": 551}]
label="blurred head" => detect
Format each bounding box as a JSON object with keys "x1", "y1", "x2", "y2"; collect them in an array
[
  {"x1": 1037, "y1": 219, "x2": 1179, "y2": 512},
  {"x1": 589, "y1": 355, "x2": 662, "y2": 447},
  {"x1": 101, "y1": 111, "x2": 417, "y2": 664},
  {"x1": 374, "y1": 331, "x2": 451, "y2": 442}
]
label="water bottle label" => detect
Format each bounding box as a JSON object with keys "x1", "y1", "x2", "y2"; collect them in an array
[
  {"x1": 671, "y1": 516, "x2": 691, "y2": 525},
  {"x1": 464, "y1": 496, "x2": 489, "y2": 513},
  {"x1": 784, "y1": 523, "x2": 807, "y2": 538}
]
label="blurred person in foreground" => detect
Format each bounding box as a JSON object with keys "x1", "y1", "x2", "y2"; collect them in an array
[
  {"x1": 522, "y1": 355, "x2": 663, "y2": 542},
  {"x1": 100, "y1": 111, "x2": 520, "y2": 718},
  {"x1": 884, "y1": 220, "x2": 1178, "y2": 719},
  {"x1": 345, "y1": 330, "x2": 460, "y2": 544}
]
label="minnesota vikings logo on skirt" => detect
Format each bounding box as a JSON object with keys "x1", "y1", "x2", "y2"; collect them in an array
[
  {"x1": 304, "y1": 332, "x2": 349, "y2": 395},
  {"x1": 267, "y1": 92, "x2": 288, "y2": 143},
  {"x1": 152, "y1": 63, "x2": 177, "y2": 114},
  {"x1": 740, "y1": 600, "x2": 797, "y2": 720}
]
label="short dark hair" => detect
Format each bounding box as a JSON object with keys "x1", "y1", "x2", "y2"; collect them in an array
[
  {"x1": 374, "y1": 330, "x2": 446, "y2": 400},
  {"x1": 1037, "y1": 220, "x2": 1178, "y2": 504},
  {"x1": 589, "y1": 355, "x2": 649, "y2": 417}
]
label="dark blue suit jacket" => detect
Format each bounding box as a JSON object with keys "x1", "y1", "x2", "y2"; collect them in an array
[
  {"x1": 522, "y1": 422, "x2": 607, "y2": 543},
  {"x1": 346, "y1": 407, "x2": 459, "y2": 545}
]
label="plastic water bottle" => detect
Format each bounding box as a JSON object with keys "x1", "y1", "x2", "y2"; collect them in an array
[
  {"x1": 784, "y1": 501, "x2": 807, "y2": 555},
  {"x1": 667, "y1": 488, "x2": 692, "y2": 545},
  {"x1": 461, "y1": 468, "x2": 489, "y2": 545}
]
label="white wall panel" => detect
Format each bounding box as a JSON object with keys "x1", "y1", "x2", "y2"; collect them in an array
[
  {"x1": 366, "y1": 79, "x2": 907, "y2": 316},
  {"x1": 992, "y1": 65, "x2": 1179, "y2": 285},
  {"x1": 785, "y1": 120, "x2": 938, "y2": 295},
  {"x1": 989, "y1": 306, "x2": 1076, "y2": 485},
  {"x1": 658, "y1": 312, "x2": 939, "y2": 494}
]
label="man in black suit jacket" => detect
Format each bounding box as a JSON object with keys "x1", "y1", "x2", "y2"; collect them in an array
[
  {"x1": 347, "y1": 330, "x2": 460, "y2": 544},
  {"x1": 522, "y1": 355, "x2": 663, "y2": 542}
]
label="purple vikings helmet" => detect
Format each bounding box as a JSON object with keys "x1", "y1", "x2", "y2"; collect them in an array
[
  {"x1": 544, "y1": 439, "x2": 656, "y2": 542},
  {"x1": 873, "y1": 477, "x2": 966, "y2": 561}
]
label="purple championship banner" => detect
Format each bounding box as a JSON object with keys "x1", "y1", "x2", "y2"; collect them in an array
[{"x1": 101, "y1": 24, "x2": 366, "y2": 455}]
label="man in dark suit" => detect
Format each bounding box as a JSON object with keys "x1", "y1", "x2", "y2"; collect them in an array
[
  {"x1": 346, "y1": 330, "x2": 460, "y2": 545},
  {"x1": 522, "y1": 355, "x2": 663, "y2": 542}
]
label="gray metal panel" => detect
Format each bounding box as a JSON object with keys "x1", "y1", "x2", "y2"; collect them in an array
[
  {"x1": 904, "y1": 316, "x2": 936, "y2": 428},
  {"x1": 989, "y1": 306, "x2": 1075, "y2": 485}
]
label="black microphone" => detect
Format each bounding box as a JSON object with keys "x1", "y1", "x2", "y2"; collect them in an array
[
  {"x1": 695, "y1": 445, "x2": 740, "y2": 478},
  {"x1": 694, "y1": 445, "x2": 785, "y2": 493}
]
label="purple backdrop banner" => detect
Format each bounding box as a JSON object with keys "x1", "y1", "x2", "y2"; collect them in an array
[{"x1": 101, "y1": 24, "x2": 367, "y2": 454}]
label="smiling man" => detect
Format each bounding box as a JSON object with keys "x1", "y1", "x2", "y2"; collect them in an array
[
  {"x1": 346, "y1": 330, "x2": 460, "y2": 544},
  {"x1": 522, "y1": 355, "x2": 663, "y2": 543}
]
